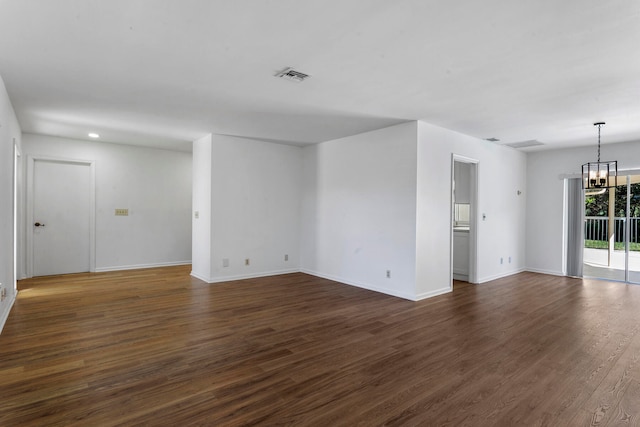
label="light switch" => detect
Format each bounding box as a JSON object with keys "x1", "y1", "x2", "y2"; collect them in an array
[{"x1": 115, "y1": 208, "x2": 128, "y2": 216}]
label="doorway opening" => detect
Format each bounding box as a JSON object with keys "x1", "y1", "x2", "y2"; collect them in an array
[
  {"x1": 583, "y1": 174, "x2": 640, "y2": 283},
  {"x1": 451, "y1": 155, "x2": 478, "y2": 286}
]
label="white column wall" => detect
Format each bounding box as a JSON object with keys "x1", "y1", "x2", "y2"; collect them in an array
[
  {"x1": 191, "y1": 134, "x2": 213, "y2": 281},
  {"x1": 300, "y1": 122, "x2": 418, "y2": 300},
  {"x1": 416, "y1": 121, "x2": 527, "y2": 298},
  {"x1": 0, "y1": 74, "x2": 21, "y2": 332},
  {"x1": 205, "y1": 134, "x2": 302, "y2": 282}
]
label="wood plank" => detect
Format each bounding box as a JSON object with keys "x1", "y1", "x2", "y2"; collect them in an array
[{"x1": 1, "y1": 267, "x2": 640, "y2": 425}]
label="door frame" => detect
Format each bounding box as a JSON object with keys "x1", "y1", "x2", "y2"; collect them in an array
[
  {"x1": 13, "y1": 140, "x2": 22, "y2": 287},
  {"x1": 566, "y1": 168, "x2": 640, "y2": 283},
  {"x1": 451, "y1": 154, "x2": 479, "y2": 285},
  {"x1": 26, "y1": 155, "x2": 96, "y2": 278}
]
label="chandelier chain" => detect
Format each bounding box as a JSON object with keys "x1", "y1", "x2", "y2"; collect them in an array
[
  {"x1": 582, "y1": 121, "x2": 616, "y2": 190},
  {"x1": 597, "y1": 123, "x2": 601, "y2": 162}
]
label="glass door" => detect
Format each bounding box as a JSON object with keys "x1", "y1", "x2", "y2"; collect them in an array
[
  {"x1": 628, "y1": 177, "x2": 640, "y2": 284},
  {"x1": 584, "y1": 174, "x2": 640, "y2": 283},
  {"x1": 583, "y1": 180, "x2": 625, "y2": 281}
]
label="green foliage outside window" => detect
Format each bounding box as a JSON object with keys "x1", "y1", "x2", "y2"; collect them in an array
[
  {"x1": 584, "y1": 183, "x2": 640, "y2": 251},
  {"x1": 584, "y1": 183, "x2": 640, "y2": 218}
]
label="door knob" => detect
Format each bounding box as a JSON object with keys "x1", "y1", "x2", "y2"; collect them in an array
[{"x1": 34, "y1": 222, "x2": 45, "y2": 227}]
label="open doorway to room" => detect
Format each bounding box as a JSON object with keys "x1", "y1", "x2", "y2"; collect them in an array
[
  {"x1": 583, "y1": 174, "x2": 640, "y2": 284},
  {"x1": 451, "y1": 155, "x2": 478, "y2": 285}
]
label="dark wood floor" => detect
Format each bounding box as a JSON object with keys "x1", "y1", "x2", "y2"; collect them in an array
[{"x1": 1, "y1": 267, "x2": 640, "y2": 426}]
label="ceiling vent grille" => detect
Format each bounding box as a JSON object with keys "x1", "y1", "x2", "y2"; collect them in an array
[
  {"x1": 504, "y1": 139, "x2": 545, "y2": 148},
  {"x1": 485, "y1": 137, "x2": 500, "y2": 142},
  {"x1": 275, "y1": 67, "x2": 310, "y2": 82}
]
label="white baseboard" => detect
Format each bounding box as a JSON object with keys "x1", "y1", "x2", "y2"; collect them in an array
[
  {"x1": 415, "y1": 286, "x2": 452, "y2": 301},
  {"x1": 300, "y1": 269, "x2": 416, "y2": 301},
  {"x1": 193, "y1": 267, "x2": 419, "y2": 301},
  {"x1": 524, "y1": 268, "x2": 566, "y2": 277},
  {"x1": 190, "y1": 271, "x2": 210, "y2": 283},
  {"x1": 94, "y1": 261, "x2": 191, "y2": 273},
  {"x1": 477, "y1": 268, "x2": 526, "y2": 284},
  {"x1": 193, "y1": 268, "x2": 299, "y2": 284},
  {"x1": 0, "y1": 294, "x2": 16, "y2": 335}
]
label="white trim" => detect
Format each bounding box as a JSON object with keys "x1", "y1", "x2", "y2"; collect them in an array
[
  {"x1": 524, "y1": 268, "x2": 566, "y2": 277},
  {"x1": 0, "y1": 294, "x2": 16, "y2": 335},
  {"x1": 195, "y1": 267, "x2": 447, "y2": 302},
  {"x1": 13, "y1": 142, "x2": 21, "y2": 290},
  {"x1": 95, "y1": 261, "x2": 192, "y2": 273},
  {"x1": 415, "y1": 286, "x2": 452, "y2": 301},
  {"x1": 477, "y1": 268, "x2": 526, "y2": 283},
  {"x1": 194, "y1": 268, "x2": 299, "y2": 284},
  {"x1": 451, "y1": 154, "x2": 479, "y2": 164},
  {"x1": 26, "y1": 155, "x2": 96, "y2": 277},
  {"x1": 451, "y1": 155, "x2": 479, "y2": 286},
  {"x1": 190, "y1": 271, "x2": 210, "y2": 283},
  {"x1": 449, "y1": 158, "x2": 455, "y2": 291},
  {"x1": 559, "y1": 172, "x2": 583, "y2": 180},
  {"x1": 561, "y1": 178, "x2": 568, "y2": 276},
  {"x1": 300, "y1": 269, "x2": 416, "y2": 301}
]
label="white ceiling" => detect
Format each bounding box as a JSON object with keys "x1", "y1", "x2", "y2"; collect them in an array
[{"x1": 1, "y1": 0, "x2": 639, "y2": 152}]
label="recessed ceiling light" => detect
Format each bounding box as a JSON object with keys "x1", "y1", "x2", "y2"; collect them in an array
[{"x1": 88, "y1": 133, "x2": 100, "y2": 138}]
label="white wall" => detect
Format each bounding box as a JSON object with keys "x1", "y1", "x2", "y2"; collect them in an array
[
  {"x1": 192, "y1": 134, "x2": 302, "y2": 282},
  {"x1": 0, "y1": 74, "x2": 22, "y2": 332},
  {"x1": 300, "y1": 122, "x2": 419, "y2": 300},
  {"x1": 454, "y1": 161, "x2": 471, "y2": 204},
  {"x1": 526, "y1": 140, "x2": 640, "y2": 275},
  {"x1": 22, "y1": 134, "x2": 192, "y2": 272},
  {"x1": 299, "y1": 121, "x2": 527, "y2": 301},
  {"x1": 416, "y1": 121, "x2": 527, "y2": 298},
  {"x1": 191, "y1": 134, "x2": 213, "y2": 281}
]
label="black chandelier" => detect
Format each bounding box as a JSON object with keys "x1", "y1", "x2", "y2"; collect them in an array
[{"x1": 582, "y1": 122, "x2": 617, "y2": 190}]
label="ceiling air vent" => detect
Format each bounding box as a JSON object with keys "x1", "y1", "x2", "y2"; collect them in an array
[
  {"x1": 504, "y1": 139, "x2": 545, "y2": 149},
  {"x1": 275, "y1": 67, "x2": 311, "y2": 82},
  {"x1": 485, "y1": 137, "x2": 500, "y2": 142}
]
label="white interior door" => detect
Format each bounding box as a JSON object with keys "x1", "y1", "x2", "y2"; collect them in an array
[{"x1": 32, "y1": 159, "x2": 91, "y2": 276}]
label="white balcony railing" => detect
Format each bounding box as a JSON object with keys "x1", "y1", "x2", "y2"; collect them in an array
[{"x1": 584, "y1": 216, "x2": 640, "y2": 244}]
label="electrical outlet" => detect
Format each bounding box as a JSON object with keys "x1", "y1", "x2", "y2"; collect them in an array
[
  {"x1": 386, "y1": 270, "x2": 391, "y2": 278},
  {"x1": 284, "y1": 254, "x2": 288, "y2": 261},
  {"x1": 509, "y1": 256, "x2": 512, "y2": 263},
  {"x1": 500, "y1": 258, "x2": 503, "y2": 264},
  {"x1": 222, "y1": 258, "x2": 229, "y2": 268},
  {"x1": 194, "y1": 211, "x2": 199, "y2": 219},
  {"x1": 245, "y1": 258, "x2": 250, "y2": 266}
]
